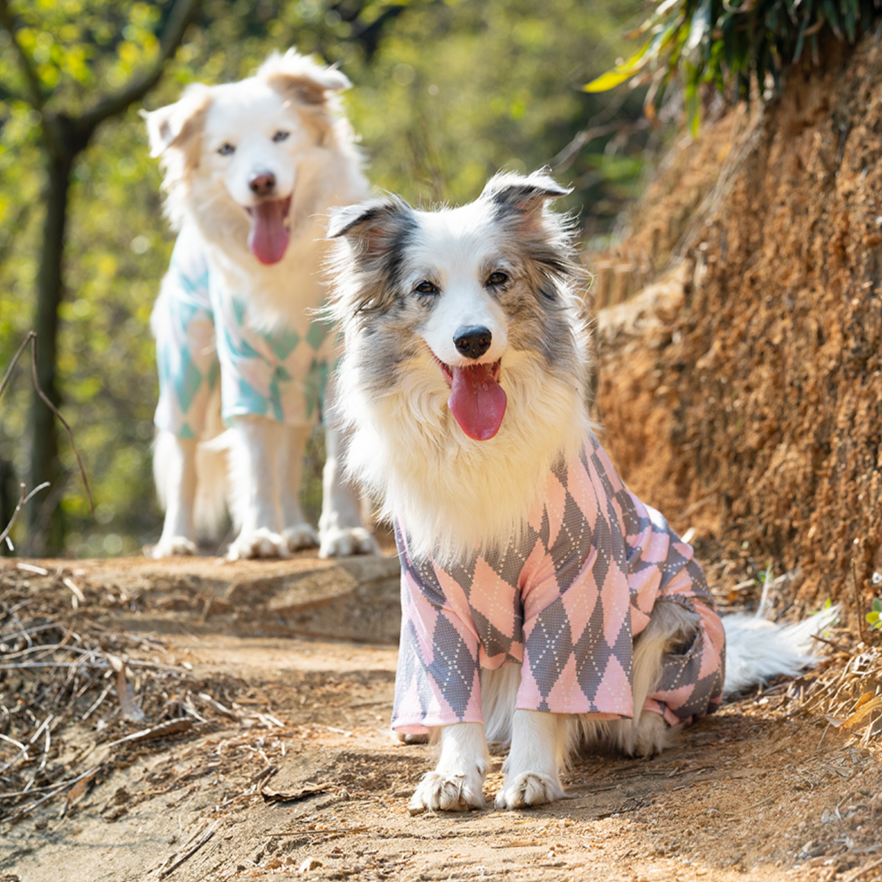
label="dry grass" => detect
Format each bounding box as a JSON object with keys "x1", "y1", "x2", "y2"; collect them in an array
[
  {"x1": 800, "y1": 643, "x2": 882, "y2": 751},
  {"x1": 0, "y1": 564, "x2": 284, "y2": 824}
]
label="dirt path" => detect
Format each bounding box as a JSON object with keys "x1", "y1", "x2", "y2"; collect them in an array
[{"x1": 1, "y1": 556, "x2": 880, "y2": 882}]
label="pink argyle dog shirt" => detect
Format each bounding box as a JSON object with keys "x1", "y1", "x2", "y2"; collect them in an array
[{"x1": 391, "y1": 430, "x2": 726, "y2": 734}]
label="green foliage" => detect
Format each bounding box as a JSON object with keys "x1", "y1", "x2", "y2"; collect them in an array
[
  {"x1": 1, "y1": 0, "x2": 649, "y2": 556},
  {"x1": 585, "y1": 0, "x2": 882, "y2": 132},
  {"x1": 349, "y1": 0, "x2": 647, "y2": 226},
  {"x1": 868, "y1": 598, "x2": 882, "y2": 631},
  {"x1": 0, "y1": 0, "x2": 164, "y2": 110}
]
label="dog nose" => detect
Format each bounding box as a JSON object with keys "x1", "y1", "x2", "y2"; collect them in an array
[
  {"x1": 453, "y1": 326, "x2": 492, "y2": 360},
  {"x1": 249, "y1": 172, "x2": 276, "y2": 197}
]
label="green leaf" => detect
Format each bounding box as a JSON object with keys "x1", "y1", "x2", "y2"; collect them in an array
[
  {"x1": 685, "y1": 0, "x2": 712, "y2": 54},
  {"x1": 583, "y1": 40, "x2": 653, "y2": 92}
]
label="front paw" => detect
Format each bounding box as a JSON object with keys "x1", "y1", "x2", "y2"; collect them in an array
[
  {"x1": 495, "y1": 773, "x2": 565, "y2": 810},
  {"x1": 409, "y1": 771, "x2": 485, "y2": 813},
  {"x1": 319, "y1": 526, "x2": 379, "y2": 558},
  {"x1": 283, "y1": 524, "x2": 320, "y2": 552},
  {"x1": 227, "y1": 528, "x2": 290, "y2": 560},
  {"x1": 151, "y1": 536, "x2": 198, "y2": 558},
  {"x1": 394, "y1": 732, "x2": 429, "y2": 745}
]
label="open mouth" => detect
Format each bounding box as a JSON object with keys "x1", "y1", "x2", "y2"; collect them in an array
[
  {"x1": 245, "y1": 194, "x2": 293, "y2": 265},
  {"x1": 436, "y1": 357, "x2": 507, "y2": 441}
]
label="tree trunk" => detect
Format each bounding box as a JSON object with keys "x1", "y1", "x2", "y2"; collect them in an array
[
  {"x1": 3, "y1": 0, "x2": 200, "y2": 556},
  {"x1": 27, "y1": 147, "x2": 73, "y2": 555}
]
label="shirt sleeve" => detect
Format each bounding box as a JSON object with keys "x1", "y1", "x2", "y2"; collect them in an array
[{"x1": 391, "y1": 535, "x2": 484, "y2": 734}]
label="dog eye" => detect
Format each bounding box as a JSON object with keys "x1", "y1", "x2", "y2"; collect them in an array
[
  {"x1": 414, "y1": 281, "x2": 439, "y2": 296},
  {"x1": 273, "y1": 130, "x2": 290, "y2": 143},
  {"x1": 487, "y1": 271, "x2": 508, "y2": 286},
  {"x1": 217, "y1": 142, "x2": 236, "y2": 156}
]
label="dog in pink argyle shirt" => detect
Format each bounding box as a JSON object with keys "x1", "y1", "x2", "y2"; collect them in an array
[{"x1": 326, "y1": 170, "x2": 837, "y2": 812}]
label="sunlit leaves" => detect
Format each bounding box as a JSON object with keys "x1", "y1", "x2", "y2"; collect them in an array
[
  {"x1": 584, "y1": 42, "x2": 653, "y2": 92},
  {"x1": 0, "y1": 0, "x2": 169, "y2": 113},
  {"x1": 348, "y1": 0, "x2": 646, "y2": 225},
  {"x1": 585, "y1": 0, "x2": 882, "y2": 131}
]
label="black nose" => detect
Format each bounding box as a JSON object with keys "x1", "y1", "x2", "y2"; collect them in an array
[
  {"x1": 453, "y1": 325, "x2": 492, "y2": 360},
  {"x1": 249, "y1": 172, "x2": 277, "y2": 196}
]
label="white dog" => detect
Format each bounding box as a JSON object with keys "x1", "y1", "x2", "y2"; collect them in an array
[
  {"x1": 326, "y1": 170, "x2": 837, "y2": 811},
  {"x1": 144, "y1": 50, "x2": 377, "y2": 560}
]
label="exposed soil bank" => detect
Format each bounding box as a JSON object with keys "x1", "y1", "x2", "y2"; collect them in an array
[{"x1": 595, "y1": 36, "x2": 882, "y2": 613}]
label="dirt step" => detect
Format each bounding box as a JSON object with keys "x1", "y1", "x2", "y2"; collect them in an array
[{"x1": 9, "y1": 552, "x2": 403, "y2": 644}]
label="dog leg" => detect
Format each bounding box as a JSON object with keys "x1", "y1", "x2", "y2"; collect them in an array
[
  {"x1": 318, "y1": 423, "x2": 379, "y2": 558},
  {"x1": 480, "y1": 664, "x2": 521, "y2": 747},
  {"x1": 409, "y1": 723, "x2": 489, "y2": 812},
  {"x1": 226, "y1": 416, "x2": 288, "y2": 559},
  {"x1": 152, "y1": 433, "x2": 198, "y2": 558},
  {"x1": 495, "y1": 710, "x2": 568, "y2": 809},
  {"x1": 609, "y1": 600, "x2": 697, "y2": 757},
  {"x1": 279, "y1": 424, "x2": 320, "y2": 551}
]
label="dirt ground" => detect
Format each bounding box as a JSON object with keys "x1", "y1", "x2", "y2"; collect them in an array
[{"x1": 1, "y1": 555, "x2": 880, "y2": 882}]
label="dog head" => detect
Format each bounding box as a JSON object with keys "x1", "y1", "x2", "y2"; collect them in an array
[
  {"x1": 328, "y1": 170, "x2": 588, "y2": 442},
  {"x1": 145, "y1": 50, "x2": 351, "y2": 265},
  {"x1": 327, "y1": 171, "x2": 593, "y2": 559}
]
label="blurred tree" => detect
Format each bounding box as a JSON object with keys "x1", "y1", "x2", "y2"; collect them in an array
[{"x1": 0, "y1": 0, "x2": 199, "y2": 554}]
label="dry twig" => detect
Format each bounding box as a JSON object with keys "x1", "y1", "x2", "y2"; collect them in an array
[{"x1": 156, "y1": 820, "x2": 218, "y2": 879}]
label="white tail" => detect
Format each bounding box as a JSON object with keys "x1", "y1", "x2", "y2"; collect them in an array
[{"x1": 722, "y1": 605, "x2": 839, "y2": 696}]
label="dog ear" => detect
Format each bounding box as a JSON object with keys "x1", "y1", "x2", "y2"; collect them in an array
[
  {"x1": 260, "y1": 49, "x2": 351, "y2": 106},
  {"x1": 143, "y1": 84, "x2": 212, "y2": 162},
  {"x1": 327, "y1": 196, "x2": 412, "y2": 247},
  {"x1": 481, "y1": 169, "x2": 572, "y2": 215}
]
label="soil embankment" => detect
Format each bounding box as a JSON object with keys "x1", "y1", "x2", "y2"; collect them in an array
[{"x1": 595, "y1": 36, "x2": 882, "y2": 613}]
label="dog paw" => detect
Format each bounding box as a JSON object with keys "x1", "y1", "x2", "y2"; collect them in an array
[
  {"x1": 622, "y1": 712, "x2": 671, "y2": 758},
  {"x1": 394, "y1": 731, "x2": 429, "y2": 745},
  {"x1": 227, "y1": 528, "x2": 290, "y2": 560},
  {"x1": 409, "y1": 771, "x2": 485, "y2": 813},
  {"x1": 150, "y1": 536, "x2": 198, "y2": 558},
  {"x1": 494, "y1": 773, "x2": 565, "y2": 810},
  {"x1": 282, "y1": 524, "x2": 320, "y2": 552},
  {"x1": 319, "y1": 526, "x2": 380, "y2": 558}
]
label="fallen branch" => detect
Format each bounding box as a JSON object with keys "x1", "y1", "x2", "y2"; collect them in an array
[
  {"x1": 7, "y1": 765, "x2": 103, "y2": 822},
  {"x1": 261, "y1": 781, "x2": 334, "y2": 804},
  {"x1": 0, "y1": 481, "x2": 50, "y2": 548},
  {"x1": 101, "y1": 718, "x2": 196, "y2": 750}
]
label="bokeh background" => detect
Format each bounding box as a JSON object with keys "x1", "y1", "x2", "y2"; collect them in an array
[{"x1": 0, "y1": 0, "x2": 654, "y2": 557}]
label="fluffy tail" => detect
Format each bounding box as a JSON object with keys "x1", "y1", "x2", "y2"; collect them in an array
[{"x1": 722, "y1": 604, "x2": 839, "y2": 697}]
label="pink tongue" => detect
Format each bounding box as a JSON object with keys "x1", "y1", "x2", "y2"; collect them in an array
[
  {"x1": 448, "y1": 364, "x2": 507, "y2": 441},
  {"x1": 248, "y1": 199, "x2": 290, "y2": 265}
]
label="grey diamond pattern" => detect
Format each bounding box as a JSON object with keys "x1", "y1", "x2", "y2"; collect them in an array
[{"x1": 391, "y1": 433, "x2": 726, "y2": 733}]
